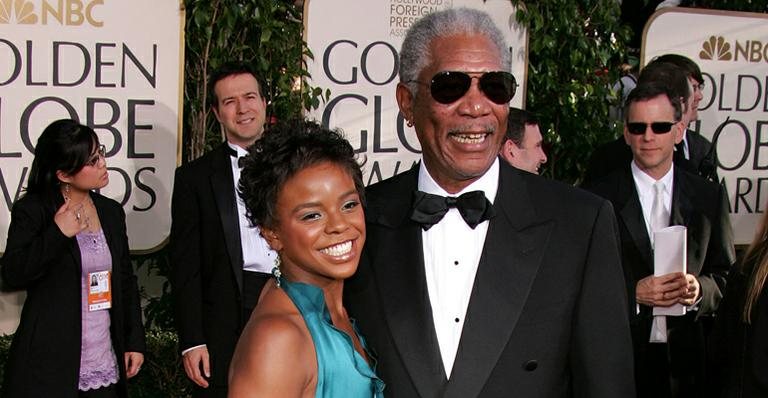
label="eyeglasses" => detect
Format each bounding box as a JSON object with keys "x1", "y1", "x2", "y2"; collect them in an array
[
  {"x1": 626, "y1": 122, "x2": 676, "y2": 135},
  {"x1": 410, "y1": 71, "x2": 517, "y2": 105},
  {"x1": 85, "y1": 144, "x2": 106, "y2": 166}
]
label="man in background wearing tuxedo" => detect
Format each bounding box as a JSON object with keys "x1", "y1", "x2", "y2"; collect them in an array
[
  {"x1": 169, "y1": 62, "x2": 277, "y2": 397},
  {"x1": 584, "y1": 81, "x2": 734, "y2": 398},
  {"x1": 583, "y1": 54, "x2": 717, "y2": 185}
]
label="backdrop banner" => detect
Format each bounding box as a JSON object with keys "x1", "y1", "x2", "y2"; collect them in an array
[
  {"x1": 0, "y1": 0, "x2": 184, "y2": 253},
  {"x1": 304, "y1": 0, "x2": 528, "y2": 185},
  {"x1": 643, "y1": 8, "x2": 768, "y2": 244}
]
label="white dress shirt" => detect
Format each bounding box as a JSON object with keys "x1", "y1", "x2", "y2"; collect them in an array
[
  {"x1": 417, "y1": 158, "x2": 499, "y2": 378},
  {"x1": 229, "y1": 143, "x2": 276, "y2": 273}
]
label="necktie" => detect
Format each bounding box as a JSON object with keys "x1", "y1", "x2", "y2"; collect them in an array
[
  {"x1": 410, "y1": 190, "x2": 495, "y2": 230},
  {"x1": 649, "y1": 181, "x2": 669, "y2": 247},
  {"x1": 649, "y1": 181, "x2": 670, "y2": 343}
]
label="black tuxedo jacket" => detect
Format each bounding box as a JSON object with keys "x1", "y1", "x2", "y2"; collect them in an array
[
  {"x1": 346, "y1": 161, "x2": 635, "y2": 398},
  {"x1": 1, "y1": 192, "x2": 145, "y2": 397},
  {"x1": 584, "y1": 165, "x2": 735, "y2": 397},
  {"x1": 169, "y1": 143, "x2": 245, "y2": 388},
  {"x1": 582, "y1": 130, "x2": 717, "y2": 186}
]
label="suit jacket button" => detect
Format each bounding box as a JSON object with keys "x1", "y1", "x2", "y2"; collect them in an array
[{"x1": 523, "y1": 360, "x2": 538, "y2": 371}]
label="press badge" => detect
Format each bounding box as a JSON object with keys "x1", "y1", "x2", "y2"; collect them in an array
[{"x1": 88, "y1": 271, "x2": 112, "y2": 311}]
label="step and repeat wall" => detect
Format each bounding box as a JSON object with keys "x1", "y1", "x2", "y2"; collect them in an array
[
  {"x1": 644, "y1": 8, "x2": 768, "y2": 244},
  {"x1": 0, "y1": 0, "x2": 184, "y2": 332}
]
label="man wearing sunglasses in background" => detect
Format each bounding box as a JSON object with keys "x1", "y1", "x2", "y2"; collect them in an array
[
  {"x1": 583, "y1": 54, "x2": 717, "y2": 186},
  {"x1": 346, "y1": 7, "x2": 634, "y2": 397},
  {"x1": 500, "y1": 107, "x2": 547, "y2": 174},
  {"x1": 585, "y1": 81, "x2": 734, "y2": 398}
]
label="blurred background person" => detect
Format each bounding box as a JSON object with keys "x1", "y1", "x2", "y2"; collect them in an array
[
  {"x1": 1, "y1": 119, "x2": 145, "y2": 397},
  {"x1": 711, "y1": 199, "x2": 768, "y2": 397},
  {"x1": 500, "y1": 108, "x2": 548, "y2": 174},
  {"x1": 228, "y1": 120, "x2": 384, "y2": 397}
]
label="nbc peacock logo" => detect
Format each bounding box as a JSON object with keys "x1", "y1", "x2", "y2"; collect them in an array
[
  {"x1": 699, "y1": 36, "x2": 732, "y2": 61},
  {"x1": 0, "y1": 0, "x2": 38, "y2": 24},
  {"x1": 699, "y1": 35, "x2": 768, "y2": 63}
]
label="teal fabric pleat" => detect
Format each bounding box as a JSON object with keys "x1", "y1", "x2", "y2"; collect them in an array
[{"x1": 281, "y1": 278, "x2": 385, "y2": 398}]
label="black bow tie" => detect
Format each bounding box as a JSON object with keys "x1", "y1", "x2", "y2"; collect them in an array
[
  {"x1": 410, "y1": 190, "x2": 495, "y2": 230},
  {"x1": 225, "y1": 146, "x2": 248, "y2": 168}
]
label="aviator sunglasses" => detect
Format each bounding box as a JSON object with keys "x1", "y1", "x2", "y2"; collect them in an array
[
  {"x1": 626, "y1": 121, "x2": 676, "y2": 135},
  {"x1": 411, "y1": 71, "x2": 517, "y2": 105}
]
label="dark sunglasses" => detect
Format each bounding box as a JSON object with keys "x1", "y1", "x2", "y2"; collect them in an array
[
  {"x1": 626, "y1": 122, "x2": 676, "y2": 135},
  {"x1": 412, "y1": 71, "x2": 517, "y2": 105},
  {"x1": 85, "y1": 144, "x2": 107, "y2": 167}
]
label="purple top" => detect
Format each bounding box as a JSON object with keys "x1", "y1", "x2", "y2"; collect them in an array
[{"x1": 76, "y1": 229, "x2": 119, "y2": 391}]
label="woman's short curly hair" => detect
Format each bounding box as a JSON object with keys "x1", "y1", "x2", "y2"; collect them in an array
[{"x1": 238, "y1": 119, "x2": 364, "y2": 229}]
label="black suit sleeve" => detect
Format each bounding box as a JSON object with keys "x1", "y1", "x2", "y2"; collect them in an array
[
  {"x1": 169, "y1": 167, "x2": 206, "y2": 351},
  {"x1": 695, "y1": 184, "x2": 735, "y2": 318},
  {"x1": 571, "y1": 199, "x2": 636, "y2": 397},
  {"x1": 1, "y1": 198, "x2": 70, "y2": 289}
]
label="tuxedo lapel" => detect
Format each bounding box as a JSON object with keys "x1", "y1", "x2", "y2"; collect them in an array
[
  {"x1": 210, "y1": 145, "x2": 244, "y2": 293},
  {"x1": 445, "y1": 165, "x2": 550, "y2": 398},
  {"x1": 671, "y1": 167, "x2": 705, "y2": 274},
  {"x1": 616, "y1": 168, "x2": 653, "y2": 269},
  {"x1": 367, "y1": 167, "x2": 447, "y2": 397}
]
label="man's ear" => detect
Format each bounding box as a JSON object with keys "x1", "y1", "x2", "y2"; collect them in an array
[
  {"x1": 673, "y1": 122, "x2": 685, "y2": 144},
  {"x1": 396, "y1": 82, "x2": 415, "y2": 123},
  {"x1": 211, "y1": 105, "x2": 222, "y2": 123},
  {"x1": 623, "y1": 126, "x2": 631, "y2": 146},
  {"x1": 499, "y1": 140, "x2": 515, "y2": 165},
  {"x1": 261, "y1": 226, "x2": 283, "y2": 252},
  {"x1": 502, "y1": 140, "x2": 517, "y2": 158}
]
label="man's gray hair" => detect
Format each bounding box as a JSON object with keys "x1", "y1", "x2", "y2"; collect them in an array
[{"x1": 399, "y1": 7, "x2": 511, "y2": 95}]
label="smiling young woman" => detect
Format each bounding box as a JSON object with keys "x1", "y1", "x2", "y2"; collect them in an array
[{"x1": 228, "y1": 119, "x2": 384, "y2": 397}]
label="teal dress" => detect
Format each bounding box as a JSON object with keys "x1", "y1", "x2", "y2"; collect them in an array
[{"x1": 280, "y1": 278, "x2": 385, "y2": 398}]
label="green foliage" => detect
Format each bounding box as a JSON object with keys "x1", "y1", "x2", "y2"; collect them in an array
[
  {"x1": 183, "y1": 0, "x2": 327, "y2": 162},
  {"x1": 511, "y1": 0, "x2": 632, "y2": 183},
  {"x1": 128, "y1": 329, "x2": 191, "y2": 398},
  {"x1": 134, "y1": 246, "x2": 175, "y2": 331}
]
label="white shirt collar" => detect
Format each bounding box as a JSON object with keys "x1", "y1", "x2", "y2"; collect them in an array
[
  {"x1": 417, "y1": 157, "x2": 499, "y2": 205},
  {"x1": 630, "y1": 161, "x2": 673, "y2": 196},
  {"x1": 227, "y1": 142, "x2": 248, "y2": 158}
]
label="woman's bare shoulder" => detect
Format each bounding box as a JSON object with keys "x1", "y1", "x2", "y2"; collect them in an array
[{"x1": 229, "y1": 286, "x2": 316, "y2": 397}]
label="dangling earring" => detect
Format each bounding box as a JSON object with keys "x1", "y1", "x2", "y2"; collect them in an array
[
  {"x1": 63, "y1": 183, "x2": 71, "y2": 201},
  {"x1": 406, "y1": 119, "x2": 414, "y2": 128},
  {"x1": 272, "y1": 254, "x2": 282, "y2": 288}
]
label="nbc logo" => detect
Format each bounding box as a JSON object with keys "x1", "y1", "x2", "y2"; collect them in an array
[
  {"x1": 0, "y1": 0, "x2": 38, "y2": 24},
  {"x1": 0, "y1": 0, "x2": 104, "y2": 26},
  {"x1": 699, "y1": 36, "x2": 732, "y2": 61},
  {"x1": 699, "y1": 35, "x2": 768, "y2": 63}
]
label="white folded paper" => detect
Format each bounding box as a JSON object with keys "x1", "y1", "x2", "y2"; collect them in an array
[{"x1": 653, "y1": 225, "x2": 687, "y2": 317}]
